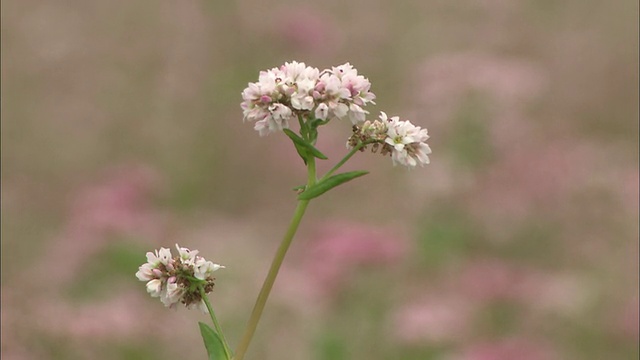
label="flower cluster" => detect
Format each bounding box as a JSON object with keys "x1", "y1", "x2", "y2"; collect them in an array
[
  {"x1": 135, "y1": 244, "x2": 224, "y2": 313},
  {"x1": 241, "y1": 61, "x2": 376, "y2": 136},
  {"x1": 347, "y1": 112, "x2": 431, "y2": 168}
]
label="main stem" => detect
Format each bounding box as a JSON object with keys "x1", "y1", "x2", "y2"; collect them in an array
[{"x1": 233, "y1": 158, "x2": 316, "y2": 360}]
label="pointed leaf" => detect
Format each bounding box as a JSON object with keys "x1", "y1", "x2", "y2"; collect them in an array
[
  {"x1": 298, "y1": 170, "x2": 369, "y2": 200},
  {"x1": 283, "y1": 128, "x2": 328, "y2": 160},
  {"x1": 198, "y1": 322, "x2": 229, "y2": 360}
]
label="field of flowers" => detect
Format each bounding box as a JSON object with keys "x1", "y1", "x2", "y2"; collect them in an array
[{"x1": 2, "y1": 1, "x2": 638, "y2": 359}]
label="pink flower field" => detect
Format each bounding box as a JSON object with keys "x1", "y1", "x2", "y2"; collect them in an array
[{"x1": 2, "y1": 1, "x2": 638, "y2": 359}]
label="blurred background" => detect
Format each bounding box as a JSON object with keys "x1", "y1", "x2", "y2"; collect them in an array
[{"x1": 1, "y1": 1, "x2": 638, "y2": 359}]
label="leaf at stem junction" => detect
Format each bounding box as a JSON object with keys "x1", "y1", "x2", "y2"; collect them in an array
[
  {"x1": 283, "y1": 128, "x2": 328, "y2": 160},
  {"x1": 297, "y1": 170, "x2": 369, "y2": 200},
  {"x1": 198, "y1": 322, "x2": 230, "y2": 360}
]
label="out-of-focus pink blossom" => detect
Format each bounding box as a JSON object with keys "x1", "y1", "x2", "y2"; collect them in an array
[
  {"x1": 274, "y1": 7, "x2": 340, "y2": 55},
  {"x1": 458, "y1": 259, "x2": 525, "y2": 302},
  {"x1": 303, "y1": 221, "x2": 408, "y2": 296},
  {"x1": 458, "y1": 259, "x2": 591, "y2": 316},
  {"x1": 415, "y1": 52, "x2": 547, "y2": 132},
  {"x1": 455, "y1": 337, "x2": 558, "y2": 360},
  {"x1": 35, "y1": 164, "x2": 167, "y2": 286},
  {"x1": 614, "y1": 296, "x2": 639, "y2": 340},
  {"x1": 468, "y1": 139, "x2": 596, "y2": 225},
  {"x1": 390, "y1": 295, "x2": 473, "y2": 344},
  {"x1": 64, "y1": 164, "x2": 164, "y2": 239}
]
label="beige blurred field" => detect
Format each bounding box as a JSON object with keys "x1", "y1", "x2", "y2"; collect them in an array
[{"x1": 1, "y1": 1, "x2": 638, "y2": 359}]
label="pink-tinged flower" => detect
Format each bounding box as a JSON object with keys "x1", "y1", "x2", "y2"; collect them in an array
[
  {"x1": 145, "y1": 279, "x2": 163, "y2": 298},
  {"x1": 176, "y1": 244, "x2": 198, "y2": 263},
  {"x1": 194, "y1": 258, "x2": 225, "y2": 280},
  {"x1": 330, "y1": 62, "x2": 376, "y2": 107},
  {"x1": 135, "y1": 244, "x2": 224, "y2": 312},
  {"x1": 455, "y1": 337, "x2": 558, "y2": 360},
  {"x1": 304, "y1": 221, "x2": 408, "y2": 297},
  {"x1": 135, "y1": 263, "x2": 155, "y2": 281},
  {"x1": 391, "y1": 296, "x2": 473, "y2": 344},
  {"x1": 347, "y1": 112, "x2": 431, "y2": 168},
  {"x1": 385, "y1": 115, "x2": 431, "y2": 167},
  {"x1": 241, "y1": 61, "x2": 377, "y2": 133}
]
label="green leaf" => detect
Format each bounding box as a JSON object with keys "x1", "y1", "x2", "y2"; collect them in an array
[
  {"x1": 283, "y1": 128, "x2": 328, "y2": 160},
  {"x1": 298, "y1": 170, "x2": 369, "y2": 200},
  {"x1": 198, "y1": 322, "x2": 229, "y2": 360}
]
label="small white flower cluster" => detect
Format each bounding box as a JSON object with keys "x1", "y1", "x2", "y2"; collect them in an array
[
  {"x1": 241, "y1": 61, "x2": 376, "y2": 136},
  {"x1": 347, "y1": 112, "x2": 431, "y2": 168},
  {"x1": 135, "y1": 244, "x2": 224, "y2": 313}
]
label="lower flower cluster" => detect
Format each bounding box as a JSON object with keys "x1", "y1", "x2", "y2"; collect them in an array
[
  {"x1": 348, "y1": 112, "x2": 431, "y2": 168},
  {"x1": 135, "y1": 244, "x2": 224, "y2": 313}
]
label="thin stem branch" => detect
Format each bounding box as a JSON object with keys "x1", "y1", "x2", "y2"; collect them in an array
[
  {"x1": 320, "y1": 142, "x2": 367, "y2": 181},
  {"x1": 200, "y1": 287, "x2": 233, "y2": 359}
]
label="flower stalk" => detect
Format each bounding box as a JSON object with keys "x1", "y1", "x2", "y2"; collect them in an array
[
  {"x1": 200, "y1": 287, "x2": 233, "y2": 359},
  {"x1": 136, "y1": 60, "x2": 431, "y2": 360}
]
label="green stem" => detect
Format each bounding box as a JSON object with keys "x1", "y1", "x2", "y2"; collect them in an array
[
  {"x1": 233, "y1": 159, "x2": 316, "y2": 360},
  {"x1": 200, "y1": 287, "x2": 233, "y2": 359},
  {"x1": 233, "y1": 200, "x2": 310, "y2": 360},
  {"x1": 320, "y1": 142, "x2": 366, "y2": 181}
]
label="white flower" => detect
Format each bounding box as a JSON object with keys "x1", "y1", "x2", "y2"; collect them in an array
[
  {"x1": 384, "y1": 114, "x2": 431, "y2": 168},
  {"x1": 348, "y1": 103, "x2": 367, "y2": 124},
  {"x1": 347, "y1": 112, "x2": 431, "y2": 168},
  {"x1": 146, "y1": 279, "x2": 163, "y2": 297},
  {"x1": 175, "y1": 243, "x2": 198, "y2": 264},
  {"x1": 161, "y1": 282, "x2": 183, "y2": 307},
  {"x1": 187, "y1": 300, "x2": 209, "y2": 314},
  {"x1": 135, "y1": 263, "x2": 156, "y2": 281},
  {"x1": 136, "y1": 245, "x2": 224, "y2": 313},
  {"x1": 314, "y1": 103, "x2": 329, "y2": 120},
  {"x1": 145, "y1": 247, "x2": 172, "y2": 267},
  {"x1": 242, "y1": 61, "x2": 377, "y2": 135},
  {"x1": 194, "y1": 258, "x2": 225, "y2": 280}
]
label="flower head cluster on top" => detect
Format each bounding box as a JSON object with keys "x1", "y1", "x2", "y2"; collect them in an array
[
  {"x1": 241, "y1": 61, "x2": 376, "y2": 136},
  {"x1": 347, "y1": 112, "x2": 431, "y2": 168},
  {"x1": 135, "y1": 244, "x2": 224, "y2": 313},
  {"x1": 242, "y1": 61, "x2": 430, "y2": 168}
]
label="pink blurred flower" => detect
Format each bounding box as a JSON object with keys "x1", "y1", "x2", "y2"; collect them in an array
[
  {"x1": 303, "y1": 221, "x2": 408, "y2": 296},
  {"x1": 35, "y1": 164, "x2": 167, "y2": 286},
  {"x1": 273, "y1": 6, "x2": 341, "y2": 55},
  {"x1": 390, "y1": 295, "x2": 474, "y2": 344},
  {"x1": 415, "y1": 52, "x2": 547, "y2": 135},
  {"x1": 458, "y1": 259, "x2": 526, "y2": 302},
  {"x1": 614, "y1": 296, "x2": 639, "y2": 340},
  {"x1": 66, "y1": 164, "x2": 164, "y2": 238},
  {"x1": 468, "y1": 139, "x2": 596, "y2": 225},
  {"x1": 456, "y1": 337, "x2": 558, "y2": 360}
]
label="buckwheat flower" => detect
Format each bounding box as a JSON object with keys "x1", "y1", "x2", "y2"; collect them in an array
[
  {"x1": 194, "y1": 258, "x2": 225, "y2": 280},
  {"x1": 385, "y1": 115, "x2": 431, "y2": 168},
  {"x1": 187, "y1": 300, "x2": 210, "y2": 314},
  {"x1": 146, "y1": 279, "x2": 163, "y2": 297},
  {"x1": 176, "y1": 244, "x2": 198, "y2": 264},
  {"x1": 252, "y1": 103, "x2": 294, "y2": 136},
  {"x1": 135, "y1": 263, "x2": 156, "y2": 281},
  {"x1": 160, "y1": 281, "x2": 184, "y2": 307},
  {"x1": 314, "y1": 103, "x2": 329, "y2": 120},
  {"x1": 149, "y1": 247, "x2": 172, "y2": 266},
  {"x1": 347, "y1": 112, "x2": 431, "y2": 168},
  {"x1": 330, "y1": 62, "x2": 376, "y2": 107},
  {"x1": 136, "y1": 244, "x2": 224, "y2": 313},
  {"x1": 315, "y1": 72, "x2": 351, "y2": 121}
]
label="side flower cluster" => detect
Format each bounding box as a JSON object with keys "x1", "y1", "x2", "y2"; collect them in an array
[
  {"x1": 347, "y1": 112, "x2": 431, "y2": 168},
  {"x1": 241, "y1": 61, "x2": 376, "y2": 136},
  {"x1": 135, "y1": 244, "x2": 224, "y2": 313}
]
